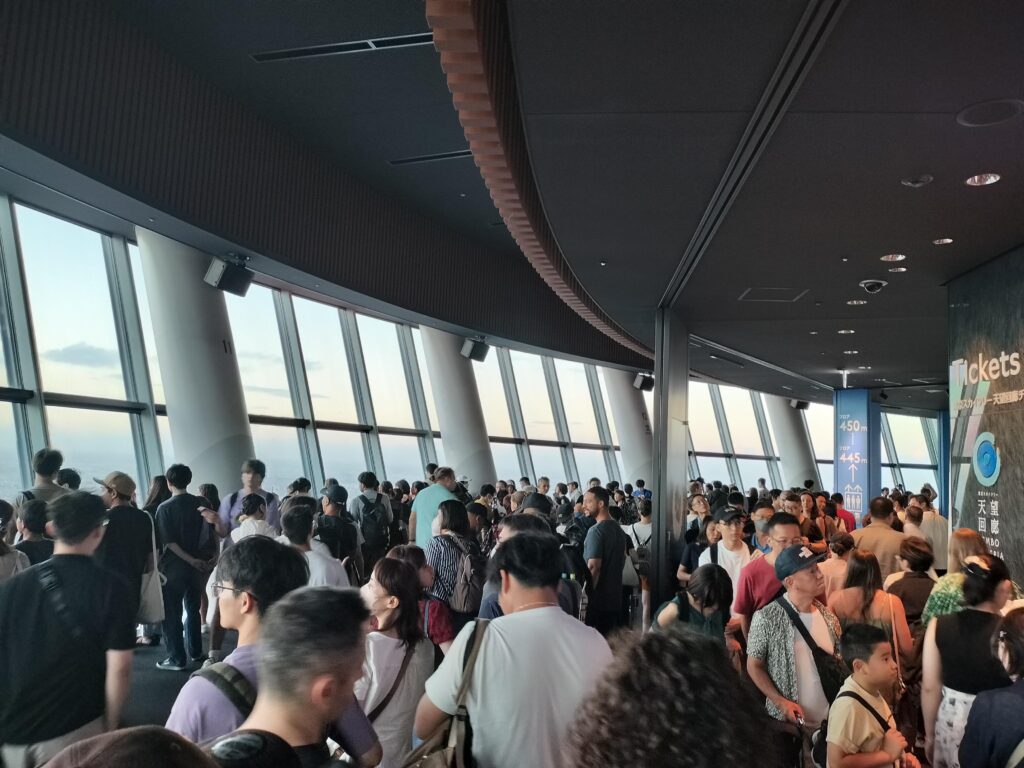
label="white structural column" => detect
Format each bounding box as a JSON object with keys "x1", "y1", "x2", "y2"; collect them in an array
[
  {"x1": 135, "y1": 228, "x2": 254, "y2": 491},
  {"x1": 764, "y1": 394, "x2": 819, "y2": 488},
  {"x1": 603, "y1": 368, "x2": 654, "y2": 485},
  {"x1": 418, "y1": 326, "x2": 496, "y2": 490}
]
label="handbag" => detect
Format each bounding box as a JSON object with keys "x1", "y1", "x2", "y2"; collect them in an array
[
  {"x1": 888, "y1": 594, "x2": 907, "y2": 703},
  {"x1": 137, "y1": 511, "x2": 166, "y2": 624},
  {"x1": 402, "y1": 620, "x2": 489, "y2": 768},
  {"x1": 775, "y1": 597, "x2": 849, "y2": 703}
]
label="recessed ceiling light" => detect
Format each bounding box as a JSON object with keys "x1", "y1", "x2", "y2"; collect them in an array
[
  {"x1": 809, "y1": 331, "x2": 819, "y2": 335},
  {"x1": 459, "y1": 192, "x2": 467, "y2": 198},
  {"x1": 889, "y1": 266, "x2": 908, "y2": 273},
  {"x1": 965, "y1": 173, "x2": 1000, "y2": 186},
  {"x1": 843, "y1": 350, "x2": 859, "y2": 355},
  {"x1": 880, "y1": 254, "x2": 906, "y2": 262},
  {"x1": 599, "y1": 261, "x2": 607, "y2": 267},
  {"x1": 900, "y1": 174, "x2": 934, "y2": 189},
  {"x1": 933, "y1": 237, "x2": 953, "y2": 245},
  {"x1": 782, "y1": 386, "x2": 793, "y2": 391},
  {"x1": 957, "y1": 99, "x2": 1024, "y2": 127},
  {"x1": 847, "y1": 299, "x2": 868, "y2": 306},
  {"x1": 838, "y1": 329, "x2": 855, "y2": 334},
  {"x1": 841, "y1": 257, "x2": 849, "y2": 262},
  {"x1": 858, "y1": 365, "x2": 872, "y2": 370}
]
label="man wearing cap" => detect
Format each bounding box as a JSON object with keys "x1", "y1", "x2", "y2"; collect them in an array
[
  {"x1": 0, "y1": 492, "x2": 136, "y2": 767},
  {"x1": 316, "y1": 484, "x2": 364, "y2": 582},
  {"x1": 733, "y1": 512, "x2": 802, "y2": 638},
  {"x1": 698, "y1": 506, "x2": 757, "y2": 600},
  {"x1": 747, "y1": 544, "x2": 843, "y2": 760},
  {"x1": 94, "y1": 470, "x2": 152, "y2": 618}
]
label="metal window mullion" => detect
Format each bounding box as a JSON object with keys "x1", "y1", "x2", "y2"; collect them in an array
[
  {"x1": 0, "y1": 196, "x2": 46, "y2": 481},
  {"x1": 497, "y1": 347, "x2": 533, "y2": 481},
  {"x1": 397, "y1": 325, "x2": 436, "y2": 468},
  {"x1": 880, "y1": 413, "x2": 904, "y2": 489},
  {"x1": 799, "y1": 409, "x2": 824, "y2": 489},
  {"x1": 751, "y1": 390, "x2": 783, "y2": 488},
  {"x1": 922, "y1": 415, "x2": 939, "y2": 467},
  {"x1": 542, "y1": 356, "x2": 576, "y2": 485},
  {"x1": 708, "y1": 383, "x2": 740, "y2": 485},
  {"x1": 274, "y1": 291, "x2": 324, "y2": 490},
  {"x1": 104, "y1": 234, "x2": 163, "y2": 484},
  {"x1": 585, "y1": 364, "x2": 618, "y2": 483},
  {"x1": 340, "y1": 309, "x2": 384, "y2": 477}
]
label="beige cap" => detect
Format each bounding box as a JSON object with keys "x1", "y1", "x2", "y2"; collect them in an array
[{"x1": 94, "y1": 470, "x2": 136, "y2": 498}]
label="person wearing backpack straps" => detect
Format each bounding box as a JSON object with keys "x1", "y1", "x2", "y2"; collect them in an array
[
  {"x1": 165, "y1": 537, "x2": 383, "y2": 768},
  {"x1": 699, "y1": 506, "x2": 758, "y2": 604},
  {"x1": 353, "y1": 471, "x2": 393, "y2": 577},
  {"x1": 216, "y1": 459, "x2": 281, "y2": 536},
  {"x1": 424, "y1": 500, "x2": 484, "y2": 633},
  {"x1": 827, "y1": 623, "x2": 919, "y2": 768},
  {"x1": 624, "y1": 499, "x2": 653, "y2": 628}
]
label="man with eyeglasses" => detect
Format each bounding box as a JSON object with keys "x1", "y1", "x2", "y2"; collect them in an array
[
  {"x1": 733, "y1": 512, "x2": 803, "y2": 638},
  {"x1": 165, "y1": 537, "x2": 383, "y2": 767},
  {"x1": 0, "y1": 491, "x2": 135, "y2": 768}
]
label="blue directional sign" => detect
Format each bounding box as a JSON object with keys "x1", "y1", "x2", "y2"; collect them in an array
[{"x1": 834, "y1": 389, "x2": 881, "y2": 527}]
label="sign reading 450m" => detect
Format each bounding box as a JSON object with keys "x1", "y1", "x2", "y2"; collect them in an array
[{"x1": 834, "y1": 390, "x2": 870, "y2": 524}]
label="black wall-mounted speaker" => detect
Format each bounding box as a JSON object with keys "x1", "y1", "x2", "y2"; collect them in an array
[
  {"x1": 460, "y1": 339, "x2": 490, "y2": 362},
  {"x1": 789, "y1": 399, "x2": 810, "y2": 410},
  {"x1": 633, "y1": 373, "x2": 655, "y2": 391},
  {"x1": 204, "y1": 258, "x2": 253, "y2": 297}
]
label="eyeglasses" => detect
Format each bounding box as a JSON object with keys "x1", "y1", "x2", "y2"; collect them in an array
[{"x1": 212, "y1": 583, "x2": 251, "y2": 599}]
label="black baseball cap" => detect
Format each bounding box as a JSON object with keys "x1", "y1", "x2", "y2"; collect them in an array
[
  {"x1": 320, "y1": 484, "x2": 348, "y2": 506},
  {"x1": 521, "y1": 492, "x2": 553, "y2": 515},
  {"x1": 774, "y1": 544, "x2": 826, "y2": 580},
  {"x1": 713, "y1": 506, "x2": 743, "y2": 524}
]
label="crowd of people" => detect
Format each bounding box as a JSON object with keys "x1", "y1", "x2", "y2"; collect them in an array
[{"x1": 0, "y1": 448, "x2": 1022, "y2": 768}]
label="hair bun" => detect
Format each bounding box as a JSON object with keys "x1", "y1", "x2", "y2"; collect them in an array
[{"x1": 964, "y1": 560, "x2": 994, "y2": 580}]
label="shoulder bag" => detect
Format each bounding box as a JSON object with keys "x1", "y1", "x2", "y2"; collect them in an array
[
  {"x1": 137, "y1": 511, "x2": 166, "y2": 624},
  {"x1": 367, "y1": 644, "x2": 415, "y2": 722},
  {"x1": 402, "y1": 620, "x2": 489, "y2": 768},
  {"x1": 887, "y1": 594, "x2": 907, "y2": 702},
  {"x1": 775, "y1": 597, "x2": 849, "y2": 703}
]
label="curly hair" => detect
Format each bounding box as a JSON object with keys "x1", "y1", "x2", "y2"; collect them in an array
[{"x1": 567, "y1": 626, "x2": 777, "y2": 767}]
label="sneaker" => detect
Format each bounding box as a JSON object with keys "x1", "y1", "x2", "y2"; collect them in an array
[
  {"x1": 190, "y1": 654, "x2": 209, "y2": 666},
  {"x1": 155, "y1": 658, "x2": 187, "y2": 672}
]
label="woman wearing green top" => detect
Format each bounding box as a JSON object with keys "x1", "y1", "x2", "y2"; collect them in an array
[
  {"x1": 654, "y1": 563, "x2": 732, "y2": 642},
  {"x1": 921, "y1": 528, "x2": 988, "y2": 627}
]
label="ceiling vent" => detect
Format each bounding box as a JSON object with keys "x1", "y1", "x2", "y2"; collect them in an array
[
  {"x1": 252, "y1": 32, "x2": 434, "y2": 63},
  {"x1": 737, "y1": 287, "x2": 809, "y2": 303},
  {"x1": 389, "y1": 149, "x2": 473, "y2": 166}
]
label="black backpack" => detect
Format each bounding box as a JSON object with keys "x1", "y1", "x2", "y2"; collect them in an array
[
  {"x1": 356, "y1": 494, "x2": 390, "y2": 551},
  {"x1": 389, "y1": 498, "x2": 409, "y2": 547},
  {"x1": 315, "y1": 513, "x2": 360, "y2": 561},
  {"x1": 632, "y1": 524, "x2": 652, "y2": 577}
]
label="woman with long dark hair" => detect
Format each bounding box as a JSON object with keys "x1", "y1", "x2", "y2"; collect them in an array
[
  {"x1": 676, "y1": 515, "x2": 720, "y2": 586},
  {"x1": 424, "y1": 500, "x2": 480, "y2": 631},
  {"x1": 827, "y1": 549, "x2": 913, "y2": 658},
  {"x1": 357, "y1": 557, "x2": 433, "y2": 768}
]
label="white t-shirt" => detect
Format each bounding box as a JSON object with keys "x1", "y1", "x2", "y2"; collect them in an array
[
  {"x1": 356, "y1": 634, "x2": 434, "y2": 768},
  {"x1": 792, "y1": 603, "x2": 833, "y2": 726},
  {"x1": 304, "y1": 550, "x2": 349, "y2": 588},
  {"x1": 424, "y1": 607, "x2": 613, "y2": 768},
  {"x1": 275, "y1": 534, "x2": 332, "y2": 559},
  {"x1": 698, "y1": 541, "x2": 753, "y2": 598}
]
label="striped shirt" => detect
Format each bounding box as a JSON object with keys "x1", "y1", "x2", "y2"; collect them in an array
[{"x1": 424, "y1": 534, "x2": 472, "y2": 603}]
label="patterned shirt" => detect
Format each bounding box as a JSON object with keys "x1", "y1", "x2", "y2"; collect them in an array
[
  {"x1": 747, "y1": 598, "x2": 842, "y2": 721},
  {"x1": 425, "y1": 534, "x2": 475, "y2": 603}
]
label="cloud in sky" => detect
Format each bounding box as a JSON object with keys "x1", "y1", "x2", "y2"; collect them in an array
[{"x1": 42, "y1": 342, "x2": 120, "y2": 368}]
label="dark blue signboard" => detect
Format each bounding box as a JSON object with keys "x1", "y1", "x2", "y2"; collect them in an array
[{"x1": 834, "y1": 389, "x2": 881, "y2": 527}]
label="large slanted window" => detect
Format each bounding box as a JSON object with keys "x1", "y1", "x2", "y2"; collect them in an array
[
  {"x1": 225, "y1": 286, "x2": 295, "y2": 419},
  {"x1": 356, "y1": 314, "x2": 414, "y2": 430}
]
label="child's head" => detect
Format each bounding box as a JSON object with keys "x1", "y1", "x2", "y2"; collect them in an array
[
  {"x1": 840, "y1": 623, "x2": 896, "y2": 687},
  {"x1": 387, "y1": 544, "x2": 434, "y2": 590},
  {"x1": 241, "y1": 493, "x2": 266, "y2": 521}
]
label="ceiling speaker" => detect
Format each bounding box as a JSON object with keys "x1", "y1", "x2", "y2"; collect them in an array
[
  {"x1": 633, "y1": 373, "x2": 655, "y2": 391},
  {"x1": 460, "y1": 339, "x2": 490, "y2": 362},
  {"x1": 789, "y1": 399, "x2": 810, "y2": 410},
  {"x1": 204, "y1": 258, "x2": 253, "y2": 297}
]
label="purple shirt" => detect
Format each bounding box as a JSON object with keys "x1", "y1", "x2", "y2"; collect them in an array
[
  {"x1": 165, "y1": 643, "x2": 378, "y2": 756},
  {"x1": 218, "y1": 489, "x2": 281, "y2": 532}
]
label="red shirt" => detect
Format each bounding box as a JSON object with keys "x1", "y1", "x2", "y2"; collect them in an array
[
  {"x1": 732, "y1": 556, "x2": 783, "y2": 617},
  {"x1": 836, "y1": 506, "x2": 856, "y2": 533}
]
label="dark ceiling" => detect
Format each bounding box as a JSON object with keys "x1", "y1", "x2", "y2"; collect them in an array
[{"x1": 507, "y1": 0, "x2": 1024, "y2": 411}]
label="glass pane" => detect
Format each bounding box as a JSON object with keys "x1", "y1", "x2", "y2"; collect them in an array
[
  {"x1": 0, "y1": 403, "x2": 23, "y2": 499},
  {"x1": 688, "y1": 382, "x2": 722, "y2": 452},
  {"x1": 573, "y1": 448, "x2": 607, "y2": 488},
  {"x1": 46, "y1": 407, "x2": 138, "y2": 494},
  {"x1": 881, "y1": 435, "x2": 891, "y2": 465},
  {"x1": 760, "y1": 394, "x2": 779, "y2": 455},
  {"x1": 249, "y1": 424, "x2": 303, "y2": 498},
  {"x1": 882, "y1": 465, "x2": 899, "y2": 490},
  {"x1": 16, "y1": 205, "x2": 125, "y2": 399},
  {"x1": 356, "y1": 315, "x2": 414, "y2": 428},
  {"x1": 473, "y1": 354, "x2": 512, "y2": 437},
  {"x1": 805, "y1": 403, "x2": 835, "y2": 461},
  {"x1": 292, "y1": 297, "x2": 358, "y2": 424},
  {"x1": 695, "y1": 455, "x2": 731, "y2": 486},
  {"x1": 817, "y1": 461, "x2": 833, "y2": 490},
  {"x1": 719, "y1": 385, "x2": 763, "y2": 455},
  {"x1": 553, "y1": 359, "x2": 600, "y2": 444},
  {"x1": 225, "y1": 286, "x2": 293, "y2": 417},
  {"x1": 736, "y1": 458, "x2": 770, "y2": 492},
  {"x1": 900, "y1": 467, "x2": 938, "y2": 496},
  {"x1": 411, "y1": 329, "x2": 438, "y2": 430},
  {"x1": 157, "y1": 414, "x2": 175, "y2": 469},
  {"x1": 887, "y1": 414, "x2": 931, "y2": 465},
  {"x1": 127, "y1": 243, "x2": 164, "y2": 404},
  {"x1": 614, "y1": 450, "x2": 626, "y2": 483},
  {"x1": 434, "y1": 438, "x2": 447, "y2": 469},
  {"x1": 596, "y1": 369, "x2": 619, "y2": 445},
  {"x1": 489, "y1": 442, "x2": 520, "y2": 482},
  {"x1": 509, "y1": 351, "x2": 557, "y2": 440},
  {"x1": 643, "y1": 389, "x2": 654, "y2": 428},
  {"x1": 380, "y1": 434, "x2": 422, "y2": 485},
  {"x1": 317, "y1": 430, "x2": 366, "y2": 497},
  {"x1": 528, "y1": 444, "x2": 565, "y2": 486}
]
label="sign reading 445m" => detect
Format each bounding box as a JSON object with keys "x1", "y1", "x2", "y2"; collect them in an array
[{"x1": 834, "y1": 390, "x2": 876, "y2": 526}]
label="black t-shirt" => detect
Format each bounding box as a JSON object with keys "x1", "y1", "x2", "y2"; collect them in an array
[
  {"x1": 14, "y1": 537, "x2": 54, "y2": 565},
  {"x1": 94, "y1": 505, "x2": 153, "y2": 585},
  {"x1": 155, "y1": 493, "x2": 207, "y2": 572},
  {"x1": 582, "y1": 519, "x2": 630, "y2": 611},
  {"x1": 0, "y1": 555, "x2": 136, "y2": 743}
]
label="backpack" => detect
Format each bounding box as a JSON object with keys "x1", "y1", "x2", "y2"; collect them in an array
[
  {"x1": 192, "y1": 663, "x2": 257, "y2": 719},
  {"x1": 632, "y1": 524, "x2": 652, "y2": 577},
  {"x1": 708, "y1": 541, "x2": 755, "y2": 565},
  {"x1": 562, "y1": 520, "x2": 588, "y2": 549},
  {"x1": 389, "y1": 498, "x2": 409, "y2": 547},
  {"x1": 810, "y1": 690, "x2": 890, "y2": 768},
  {"x1": 356, "y1": 494, "x2": 390, "y2": 552},
  {"x1": 315, "y1": 513, "x2": 360, "y2": 562},
  {"x1": 447, "y1": 534, "x2": 486, "y2": 614}
]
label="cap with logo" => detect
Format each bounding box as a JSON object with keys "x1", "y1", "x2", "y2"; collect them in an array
[
  {"x1": 320, "y1": 483, "x2": 349, "y2": 506},
  {"x1": 93, "y1": 471, "x2": 136, "y2": 499},
  {"x1": 713, "y1": 506, "x2": 744, "y2": 524},
  {"x1": 774, "y1": 544, "x2": 827, "y2": 581}
]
